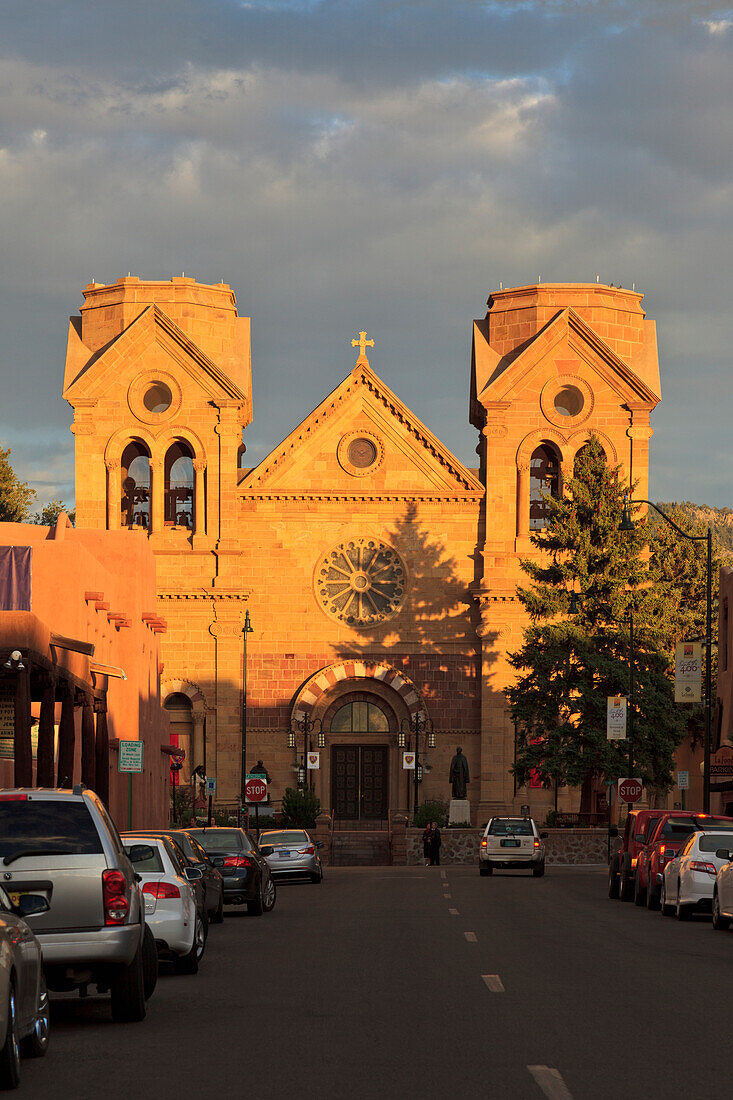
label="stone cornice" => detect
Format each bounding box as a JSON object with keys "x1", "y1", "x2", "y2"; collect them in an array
[
  {"x1": 239, "y1": 492, "x2": 482, "y2": 504},
  {"x1": 157, "y1": 590, "x2": 249, "y2": 601}
]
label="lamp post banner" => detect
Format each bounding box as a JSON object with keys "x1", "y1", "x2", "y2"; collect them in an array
[
  {"x1": 403, "y1": 752, "x2": 416, "y2": 770},
  {"x1": 606, "y1": 696, "x2": 627, "y2": 740},
  {"x1": 307, "y1": 752, "x2": 320, "y2": 770},
  {"x1": 675, "y1": 642, "x2": 702, "y2": 702}
]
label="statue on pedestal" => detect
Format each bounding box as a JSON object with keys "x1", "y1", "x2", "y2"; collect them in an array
[{"x1": 449, "y1": 747, "x2": 470, "y2": 800}]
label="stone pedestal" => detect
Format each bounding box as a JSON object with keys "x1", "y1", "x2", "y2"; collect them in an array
[{"x1": 449, "y1": 799, "x2": 471, "y2": 825}]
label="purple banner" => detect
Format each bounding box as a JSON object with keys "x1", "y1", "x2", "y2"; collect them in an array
[{"x1": 0, "y1": 547, "x2": 32, "y2": 611}]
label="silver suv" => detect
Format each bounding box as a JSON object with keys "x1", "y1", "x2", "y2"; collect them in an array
[{"x1": 0, "y1": 787, "x2": 150, "y2": 1021}]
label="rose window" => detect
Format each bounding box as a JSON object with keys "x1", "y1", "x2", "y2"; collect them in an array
[{"x1": 315, "y1": 539, "x2": 406, "y2": 625}]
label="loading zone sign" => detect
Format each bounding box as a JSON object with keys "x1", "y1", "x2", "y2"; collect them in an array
[
  {"x1": 119, "y1": 740, "x2": 144, "y2": 773},
  {"x1": 606, "y1": 696, "x2": 627, "y2": 741}
]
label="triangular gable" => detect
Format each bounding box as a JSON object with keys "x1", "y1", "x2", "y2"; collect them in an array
[
  {"x1": 240, "y1": 362, "x2": 483, "y2": 497},
  {"x1": 63, "y1": 305, "x2": 247, "y2": 404},
  {"x1": 477, "y1": 307, "x2": 660, "y2": 408}
]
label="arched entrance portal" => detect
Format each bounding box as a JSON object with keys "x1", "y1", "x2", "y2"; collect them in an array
[{"x1": 328, "y1": 697, "x2": 392, "y2": 820}]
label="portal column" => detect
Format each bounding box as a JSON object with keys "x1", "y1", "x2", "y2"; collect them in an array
[
  {"x1": 193, "y1": 459, "x2": 206, "y2": 538},
  {"x1": 106, "y1": 459, "x2": 120, "y2": 530},
  {"x1": 151, "y1": 458, "x2": 164, "y2": 535},
  {"x1": 516, "y1": 462, "x2": 530, "y2": 538}
]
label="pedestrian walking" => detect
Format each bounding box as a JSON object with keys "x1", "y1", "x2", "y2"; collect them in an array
[
  {"x1": 422, "y1": 823, "x2": 433, "y2": 866},
  {"x1": 429, "y1": 821, "x2": 442, "y2": 866}
]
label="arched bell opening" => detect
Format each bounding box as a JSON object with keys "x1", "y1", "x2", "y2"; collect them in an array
[
  {"x1": 164, "y1": 441, "x2": 194, "y2": 529},
  {"x1": 120, "y1": 440, "x2": 151, "y2": 529},
  {"x1": 529, "y1": 443, "x2": 561, "y2": 531}
]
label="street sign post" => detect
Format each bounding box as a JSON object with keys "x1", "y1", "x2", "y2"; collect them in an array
[
  {"x1": 205, "y1": 777, "x2": 217, "y2": 796},
  {"x1": 606, "y1": 696, "x2": 627, "y2": 741},
  {"x1": 676, "y1": 770, "x2": 689, "y2": 790},
  {"x1": 618, "y1": 777, "x2": 643, "y2": 804},
  {"x1": 244, "y1": 774, "x2": 268, "y2": 839},
  {"x1": 118, "y1": 741, "x2": 144, "y2": 830}
]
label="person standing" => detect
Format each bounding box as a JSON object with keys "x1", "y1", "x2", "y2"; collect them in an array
[
  {"x1": 429, "y1": 821, "x2": 442, "y2": 866},
  {"x1": 422, "y1": 822, "x2": 433, "y2": 866}
]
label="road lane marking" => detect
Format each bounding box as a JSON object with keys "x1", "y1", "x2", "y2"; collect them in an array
[
  {"x1": 464, "y1": 931, "x2": 477, "y2": 942},
  {"x1": 481, "y1": 974, "x2": 505, "y2": 992},
  {"x1": 440, "y1": 870, "x2": 447, "y2": 879},
  {"x1": 444, "y1": 893, "x2": 452, "y2": 899},
  {"x1": 448, "y1": 907, "x2": 459, "y2": 915},
  {"x1": 527, "y1": 1066, "x2": 573, "y2": 1100}
]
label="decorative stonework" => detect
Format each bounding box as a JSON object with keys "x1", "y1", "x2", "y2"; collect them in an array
[
  {"x1": 540, "y1": 375, "x2": 594, "y2": 429},
  {"x1": 315, "y1": 538, "x2": 406, "y2": 625},
  {"x1": 337, "y1": 430, "x2": 385, "y2": 477},
  {"x1": 292, "y1": 661, "x2": 426, "y2": 723},
  {"x1": 128, "y1": 370, "x2": 183, "y2": 426}
]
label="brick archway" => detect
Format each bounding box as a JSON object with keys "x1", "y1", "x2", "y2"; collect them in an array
[{"x1": 291, "y1": 661, "x2": 428, "y2": 724}]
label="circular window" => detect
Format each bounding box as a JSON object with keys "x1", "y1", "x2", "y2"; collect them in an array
[
  {"x1": 143, "y1": 382, "x2": 173, "y2": 415},
  {"x1": 553, "y1": 386, "x2": 584, "y2": 418},
  {"x1": 337, "y1": 431, "x2": 385, "y2": 477},
  {"x1": 315, "y1": 539, "x2": 406, "y2": 625}
]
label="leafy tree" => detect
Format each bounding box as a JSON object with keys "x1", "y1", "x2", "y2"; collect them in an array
[
  {"x1": 32, "y1": 499, "x2": 76, "y2": 527},
  {"x1": 508, "y1": 435, "x2": 686, "y2": 813},
  {"x1": 281, "y1": 786, "x2": 321, "y2": 827},
  {"x1": 0, "y1": 447, "x2": 36, "y2": 522}
]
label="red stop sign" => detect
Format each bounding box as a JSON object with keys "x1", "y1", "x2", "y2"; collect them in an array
[
  {"x1": 618, "y1": 777, "x2": 643, "y2": 803},
  {"x1": 244, "y1": 776, "x2": 268, "y2": 803}
]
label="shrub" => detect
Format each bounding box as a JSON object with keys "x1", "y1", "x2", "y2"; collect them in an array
[
  {"x1": 413, "y1": 799, "x2": 448, "y2": 829},
  {"x1": 281, "y1": 787, "x2": 321, "y2": 827}
]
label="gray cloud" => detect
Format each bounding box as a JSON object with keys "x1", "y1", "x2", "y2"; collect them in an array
[{"x1": 0, "y1": 0, "x2": 732, "y2": 506}]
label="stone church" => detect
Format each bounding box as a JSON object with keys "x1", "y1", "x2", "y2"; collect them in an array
[{"x1": 63, "y1": 277, "x2": 661, "y2": 824}]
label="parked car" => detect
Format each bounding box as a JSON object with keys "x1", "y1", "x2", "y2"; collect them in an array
[
  {"x1": 0, "y1": 884, "x2": 50, "y2": 1089},
  {"x1": 258, "y1": 829, "x2": 324, "y2": 883},
  {"x1": 608, "y1": 808, "x2": 666, "y2": 901},
  {"x1": 661, "y1": 828, "x2": 733, "y2": 920},
  {"x1": 712, "y1": 843, "x2": 733, "y2": 930},
  {"x1": 187, "y1": 828, "x2": 276, "y2": 914},
  {"x1": 0, "y1": 786, "x2": 150, "y2": 1022},
  {"x1": 123, "y1": 837, "x2": 205, "y2": 974},
  {"x1": 479, "y1": 817, "x2": 547, "y2": 876},
  {"x1": 131, "y1": 829, "x2": 224, "y2": 922},
  {"x1": 635, "y1": 812, "x2": 733, "y2": 910}
]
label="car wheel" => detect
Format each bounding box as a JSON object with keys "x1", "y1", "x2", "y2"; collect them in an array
[
  {"x1": 0, "y1": 982, "x2": 21, "y2": 1089},
  {"x1": 247, "y1": 879, "x2": 264, "y2": 916},
  {"x1": 21, "y1": 975, "x2": 49, "y2": 1060},
  {"x1": 619, "y1": 863, "x2": 634, "y2": 902},
  {"x1": 646, "y1": 881, "x2": 660, "y2": 911},
  {"x1": 713, "y1": 890, "x2": 731, "y2": 931},
  {"x1": 608, "y1": 856, "x2": 620, "y2": 899},
  {"x1": 210, "y1": 890, "x2": 225, "y2": 924},
  {"x1": 676, "y1": 885, "x2": 692, "y2": 921},
  {"x1": 262, "y1": 876, "x2": 277, "y2": 912},
  {"x1": 310, "y1": 869, "x2": 323, "y2": 884},
  {"x1": 479, "y1": 864, "x2": 490, "y2": 877},
  {"x1": 633, "y1": 872, "x2": 646, "y2": 907},
  {"x1": 660, "y1": 881, "x2": 673, "y2": 917},
  {"x1": 141, "y1": 925, "x2": 158, "y2": 1001},
  {"x1": 532, "y1": 861, "x2": 545, "y2": 878},
  {"x1": 110, "y1": 943, "x2": 146, "y2": 1023},
  {"x1": 176, "y1": 914, "x2": 205, "y2": 975}
]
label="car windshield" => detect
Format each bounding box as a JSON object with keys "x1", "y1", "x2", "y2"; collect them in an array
[
  {"x1": 700, "y1": 833, "x2": 733, "y2": 853},
  {"x1": 260, "y1": 831, "x2": 308, "y2": 847},
  {"x1": 124, "y1": 844, "x2": 164, "y2": 872},
  {"x1": 189, "y1": 829, "x2": 252, "y2": 853},
  {"x1": 488, "y1": 820, "x2": 534, "y2": 836},
  {"x1": 0, "y1": 799, "x2": 104, "y2": 858}
]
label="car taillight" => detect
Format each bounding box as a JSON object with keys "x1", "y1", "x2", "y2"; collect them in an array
[
  {"x1": 0, "y1": 794, "x2": 28, "y2": 801},
  {"x1": 102, "y1": 869, "x2": 130, "y2": 925},
  {"x1": 297, "y1": 846, "x2": 315, "y2": 855},
  {"x1": 690, "y1": 861, "x2": 718, "y2": 875},
  {"x1": 223, "y1": 855, "x2": 253, "y2": 868},
  {"x1": 534, "y1": 839, "x2": 541, "y2": 849},
  {"x1": 142, "y1": 881, "x2": 181, "y2": 899},
  {"x1": 481, "y1": 839, "x2": 487, "y2": 848}
]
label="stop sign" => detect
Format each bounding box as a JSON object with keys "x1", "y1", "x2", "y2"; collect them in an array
[
  {"x1": 244, "y1": 776, "x2": 268, "y2": 804},
  {"x1": 618, "y1": 777, "x2": 643, "y2": 803}
]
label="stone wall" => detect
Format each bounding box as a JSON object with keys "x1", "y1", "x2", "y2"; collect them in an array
[{"x1": 405, "y1": 827, "x2": 619, "y2": 865}]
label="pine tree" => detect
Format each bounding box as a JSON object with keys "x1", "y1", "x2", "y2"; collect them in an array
[
  {"x1": 0, "y1": 447, "x2": 36, "y2": 522},
  {"x1": 508, "y1": 435, "x2": 686, "y2": 814}
]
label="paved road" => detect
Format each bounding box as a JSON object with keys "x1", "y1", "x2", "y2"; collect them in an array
[{"x1": 19, "y1": 864, "x2": 733, "y2": 1099}]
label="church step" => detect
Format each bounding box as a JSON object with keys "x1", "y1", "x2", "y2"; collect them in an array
[{"x1": 331, "y1": 831, "x2": 392, "y2": 866}]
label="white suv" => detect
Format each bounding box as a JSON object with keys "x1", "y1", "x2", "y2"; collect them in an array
[{"x1": 479, "y1": 816, "x2": 547, "y2": 877}]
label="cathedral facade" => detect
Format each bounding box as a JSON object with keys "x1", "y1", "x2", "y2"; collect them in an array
[{"x1": 63, "y1": 276, "x2": 661, "y2": 823}]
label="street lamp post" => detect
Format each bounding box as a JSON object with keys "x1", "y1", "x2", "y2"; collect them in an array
[
  {"x1": 289, "y1": 714, "x2": 323, "y2": 790},
  {"x1": 400, "y1": 713, "x2": 435, "y2": 819},
  {"x1": 620, "y1": 497, "x2": 713, "y2": 812},
  {"x1": 241, "y1": 610, "x2": 254, "y2": 811}
]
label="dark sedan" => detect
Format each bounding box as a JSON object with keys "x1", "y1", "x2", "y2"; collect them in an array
[{"x1": 187, "y1": 828, "x2": 276, "y2": 916}]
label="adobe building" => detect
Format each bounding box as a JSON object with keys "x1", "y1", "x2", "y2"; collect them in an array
[
  {"x1": 0, "y1": 517, "x2": 170, "y2": 828},
  {"x1": 63, "y1": 276, "x2": 661, "y2": 825}
]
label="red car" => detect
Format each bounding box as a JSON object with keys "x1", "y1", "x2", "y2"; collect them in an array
[
  {"x1": 635, "y1": 812, "x2": 733, "y2": 910},
  {"x1": 609, "y1": 808, "x2": 666, "y2": 902}
]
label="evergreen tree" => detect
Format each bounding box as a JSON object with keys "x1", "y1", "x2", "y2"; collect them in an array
[
  {"x1": 0, "y1": 447, "x2": 36, "y2": 522},
  {"x1": 508, "y1": 435, "x2": 685, "y2": 813}
]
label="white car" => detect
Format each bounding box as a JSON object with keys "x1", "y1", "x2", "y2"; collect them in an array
[
  {"x1": 123, "y1": 837, "x2": 205, "y2": 974},
  {"x1": 479, "y1": 817, "x2": 547, "y2": 877},
  {"x1": 711, "y1": 839, "x2": 733, "y2": 930},
  {"x1": 660, "y1": 829, "x2": 733, "y2": 920}
]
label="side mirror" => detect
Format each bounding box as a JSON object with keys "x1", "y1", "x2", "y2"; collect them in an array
[
  {"x1": 127, "y1": 844, "x2": 156, "y2": 865},
  {"x1": 184, "y1": 866, "x2": 203, "y2": 882},
  {"x1": 259, "y1": 846, "x2": 273, "y2": 856},
  {"x1": 14, "y1": 894, "x2": 49, "y2": 918},
  {"x1": 716, "y1": 848, "x2": 732, "y2": 861},
  {"x1": 608, "y1": 826, "x2": 619, "y2": 838},
  {"x1": 539, "y1": 832, "x2": 549, "y2": 839},
  {"x1": 315, "y1": 841, "x2": 324, "y2": 849}
]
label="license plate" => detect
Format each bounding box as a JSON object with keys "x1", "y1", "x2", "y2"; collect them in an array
[
  {"x1": 278, "y1": 851, "x2": 290, "y2": 858},
  {"x1": 7, "y1": 892, "x2": 26, "y2": 906},
  {"x1": 500, "y1": 839, "x2": 520, "y2": 847}
]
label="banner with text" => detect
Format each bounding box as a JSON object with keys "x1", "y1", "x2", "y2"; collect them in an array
[
  {"x1": 606, "y1": 696, "x2": 627, "y2": 741},
  {"x1": 675, "y1": 642, "x2": 702, "y2": 702}
]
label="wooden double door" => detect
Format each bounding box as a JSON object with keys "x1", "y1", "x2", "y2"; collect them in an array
[{"x1": 331, "y1": 745, "x2": 389, "y2": 820}]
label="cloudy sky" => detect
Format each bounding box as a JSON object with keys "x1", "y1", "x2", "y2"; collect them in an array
[{"x1": 1, "y1": 0, "x2": 732, "y2": 509}]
